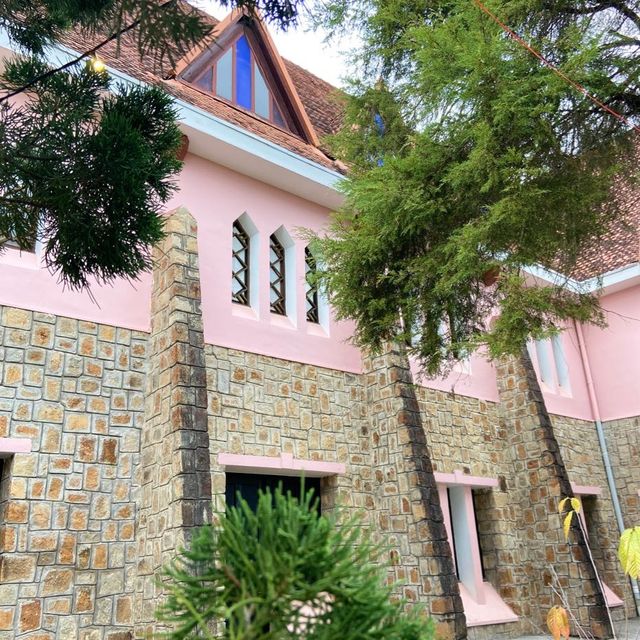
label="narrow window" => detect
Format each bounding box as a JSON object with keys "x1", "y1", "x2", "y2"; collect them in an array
[
  {"x1": 305, "y1": 247, "x2": 319, "y2": 323},
  {"x1": 232, "y1": 220, "x2": 250, "y2": 305},
  {"x1": 269, "y1": 234, "x2": 286, "y2": 315},
  {"x1": 534, "y1": 339, "x2": 554, "y2": 387},
  {"x1": 551, "y1": 334, "x2": 570, "y2": 391}
]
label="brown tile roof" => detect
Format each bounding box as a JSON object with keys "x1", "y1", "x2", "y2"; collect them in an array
[
  {"x1": 59, "y1": 8, "x2": 345, "y2": 172},
  {"x1": 571, "y1": 174, "x2": 640, "y2": 282},
  {"x1": 59, "y1": 11, "x2": 639, "y2": 282}
]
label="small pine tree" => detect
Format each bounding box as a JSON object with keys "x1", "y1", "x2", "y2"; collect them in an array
[{"x1": 157, "y1": 487, "x2": 434, "y2": 640}]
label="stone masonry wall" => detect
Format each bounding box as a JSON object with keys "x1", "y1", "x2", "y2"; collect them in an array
[
  {"x1": 363, "y1": 345, "x2": 465, "y2": 640},
  {"x1": 552, "y1": 414, "x2": 635, "y2": 614},
  {"x1": 204, "y1": 343, "x2": 370, "y2": 520},
  {"x1": 134, "y1": 207, "x2": 212, "y2": 635},
  {"x1": 0, "y1": 305, "x2": 146, "y2": 639},
  {"x1": 496, "y1": 351, "x2": 613, "y2": 638},
  {"x1": 602, "y1": 416, "x2": 640, "y2": 530},
  {"x1": 414, "y1": 377, "x2": 636, "y2": 638}
]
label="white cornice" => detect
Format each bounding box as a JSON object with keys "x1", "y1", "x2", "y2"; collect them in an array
[
  {"x1": 0, "y1": 34, "x2": 345, "y2": 209},
  {"x1": 524, "y1": 262, "x2": 640, "y2": 295}
]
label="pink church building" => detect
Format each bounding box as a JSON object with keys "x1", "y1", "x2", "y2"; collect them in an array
[{"x1": 0, "y1": 8, "x2": 638, "y2": 639}]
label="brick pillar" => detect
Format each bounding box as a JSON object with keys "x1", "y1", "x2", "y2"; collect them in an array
[
  {"x1": 496, "y1": 349, "x2": 612, "y2": 638},
  {"x1": 134, "y1": 207, "x2": 212, "y2": 633},
  {"x1": 364, "y1": 343, "x2": 466, "y2": 640}
]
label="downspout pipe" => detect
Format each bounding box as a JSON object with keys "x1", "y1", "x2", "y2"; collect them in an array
[{"x1": 574, "y1": 320, "x2": 640, "y2": 614}]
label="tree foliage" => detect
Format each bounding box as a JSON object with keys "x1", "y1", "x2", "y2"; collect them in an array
[
  {"x1": 0, "y1": 0, "x2": 305, "y2": 287},
  {"x1": 157, "y1": 487, "x2": 434, "y2": 639},
  {"x1": 313, "y1": 0, "x2": 639, "y2": 375}
]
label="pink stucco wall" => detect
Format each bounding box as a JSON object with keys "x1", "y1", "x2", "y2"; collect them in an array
[
  {"x1": 1, "y1": 146, "x2": 637, "y2": 411},
  {"x1": 166, "y1": 153, "x2": 362, "y2": 373},
  {"x1": 582, "y1": 285, "x2": 640, "y2": 421},
  {"x1": 0, "y1": 245, "x2": 151, "y2": 331},
  {"x1": 530, "y1": 323, "x2": 594, "y2": 422},
  {"x1": 411, "y1": 351, "x2": 499, "y2": 403},
  {"x1": 0, "y1": 153, "x2": 362, "y2": 373}
]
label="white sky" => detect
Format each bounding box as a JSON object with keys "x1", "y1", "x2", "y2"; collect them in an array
[{"x1": 197, "y1": 1, "x2": 355, "y2": 88}]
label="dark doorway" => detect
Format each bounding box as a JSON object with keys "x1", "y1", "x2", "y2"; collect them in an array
[{"x1": 225, "y1": 473, "x2": 321, "y2": 513}]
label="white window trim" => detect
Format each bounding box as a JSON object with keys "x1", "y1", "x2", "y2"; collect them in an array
[{"x1": 435, "y1": 470, "x2": 518, "y2": 627}]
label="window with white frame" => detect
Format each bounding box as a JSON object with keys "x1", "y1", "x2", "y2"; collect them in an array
[
  {"x1": 269, "y1": 226, "x2": 296, "y2": 320},
  {"x1": 571, "y1": 484, "x2": 624, "y2": 608},
  {"x1": 435, "y1": 471, "x2": 518, "y2": 627},
  {"x1": 231, "y1": 213, "x2": 259, "y2": 310},
  {"x1": 529, "y1": 333, "x2": 571, "y2": 394},
  {"x1": 232, "y1": 220, "x2": 251, "y2": 306}
]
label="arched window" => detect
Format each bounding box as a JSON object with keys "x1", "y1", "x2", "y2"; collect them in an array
[
  {"x1": 305, "y1": 246, "x2": 319, "y2": 324},
  {"x1": 269, "y1": 234, "x2": 286, "y2": 315},
  {"x1": 232, "y1": 220, "x2": 250, "y2": 305}
]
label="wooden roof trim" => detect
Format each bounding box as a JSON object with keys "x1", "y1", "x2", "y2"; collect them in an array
[
  {"x1": 173, "y1": 9, "x2": 243, "y2": 78},
  {"x1": 172, "y1": 8, "x2": 319, "y2": 147},
  {"x1": 245, "y1": 15, "x2": 320, "y2": 147}
]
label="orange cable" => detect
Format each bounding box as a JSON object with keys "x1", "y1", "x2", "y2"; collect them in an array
[{"x1": 472, "y1": 0, "x2": 640, "y2": 134}]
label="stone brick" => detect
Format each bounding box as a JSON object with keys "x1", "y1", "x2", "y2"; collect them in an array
[
  {"x1": 19, "y1": 600, "x2": 41, "y2": 632},
  {"x1": 100, "y1": 438, "x2": 118, "y2": 464},
  {"x1": 0, "y1": 555, "x2": 36, "y2": 582},
  {"x1": 4, "y1": 307, "x2": 32, "y2": 329},
  {"x1": 35, "y1": 403, "x2": 64, "y2": 423},
  {"x1": 0, "y1": 608, "x2": 14, "y2": 630},
  {"x1": 115, "y1": 596, "x2": 132, "y2": 624},
  {"x1": 42, "y1": 568, "x2": 73, "y2": 595},
  {"x1": 4, "y1": 500, "x2": 28, "y2": 523}
]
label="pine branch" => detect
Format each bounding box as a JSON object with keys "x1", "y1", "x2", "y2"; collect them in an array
[{"x1": 0, "y1": 0, "x2": 176, "y2": 104}]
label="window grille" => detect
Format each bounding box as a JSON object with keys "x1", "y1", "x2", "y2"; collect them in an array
[
  {"x1": 232, "y1": 221, "x2": 250, "y2": 305},
  {"x1": 305, "y1": 247, "x2": 319, "y2": 323},
  {"x1": 269, "y1": 234, "x2": 286, "y2": 315}
]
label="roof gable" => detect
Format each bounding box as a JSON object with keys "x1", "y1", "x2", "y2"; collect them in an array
[{"x1": 175, "y1": 10, "x2": 319, "y2": 145}]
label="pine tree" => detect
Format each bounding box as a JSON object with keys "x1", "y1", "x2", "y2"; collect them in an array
[
  {"x1": 0, "y1": 0, "x2": 305, "y2": 288},
  {"x1": 312, "y1": 0, "x2": 639, "y2": 375},
  {"x1": 157, "y1": 487, "x2": 434, "y2": 639}
]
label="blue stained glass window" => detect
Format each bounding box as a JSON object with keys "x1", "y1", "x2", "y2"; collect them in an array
[{"x1": 236, "y1": 35, "x2": 252, "y2": 109}]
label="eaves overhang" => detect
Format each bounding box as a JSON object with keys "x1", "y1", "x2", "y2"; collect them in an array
[{"x1": 0, "y1": 34, "x2": 345, "y2": 209}]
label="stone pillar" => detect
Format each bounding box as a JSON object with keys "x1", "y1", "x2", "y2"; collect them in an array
[
  {"x1": 496, "y1": 349, "x2": 612, "y2": 638},
  {"x1": 364, "y1": 343, "x2": 466, "y2": 640},
  {"x1": 134, "y1": 207, "x2": 212, "y2": 634}
]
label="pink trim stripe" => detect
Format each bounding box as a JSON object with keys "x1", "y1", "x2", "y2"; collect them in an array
[
  {"x1": 218, "y1": 452, "x2": 345, "y2": 477},
  {"x1": 570, "y1": 483, "x2": 603, "y2": 496},
  {"x1": 433, "y1": 470, "x2": 499, "y2": 488},
  {"x1": 0, "y1": 437, "x2": 32, "y2": 458}
]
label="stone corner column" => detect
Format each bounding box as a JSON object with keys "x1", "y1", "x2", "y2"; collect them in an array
[
  {"x1": 364, "y1": 342, "x2": 466, "y2": 640},
  {"x1": 134, "y1": 206, "x2": 212, "y2": 633},
  {"x1": 496, "y1": 348, "x2": 612, "y2": 639}
]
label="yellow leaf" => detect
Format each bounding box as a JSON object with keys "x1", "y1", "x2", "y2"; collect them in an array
[
  {"x1": 547, "y1": 605, "x2": 570, "y2": 640},
  {"x1": 563, "y1": 511, "x2": 574, "y2": 541},
  {"x1": 570, "y1": 497, "x2": 581, "y2": 513},
  {"x1": 618, "y1": 526, "x2": 640, "y2": 579},
  {"x1": 558, "y1": 497, "x2": 569, "y2": 514}
]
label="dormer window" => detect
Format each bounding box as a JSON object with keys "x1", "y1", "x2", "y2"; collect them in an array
[{"x1": 185, "y1": 30, "x2": 290, "y2": 130}]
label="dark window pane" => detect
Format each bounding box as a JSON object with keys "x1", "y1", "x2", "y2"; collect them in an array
[
  {"x1": 225, "y1": 473, "x2": 321, "y2": 513},
  {"x1": 305, "y1": 246, "x2": 319, "y2": 323},
  {"x1": 235, "y1": 35, "x2": 252, "y2": 109},
  {"x1": 269, "y1": 234, "x2": 286, "y2": 315},
  {"x1": 194, "y1": 66, "x2": 213, "y2": 92},
  {"x1": 232, "y1": 220, "x2": 250, "y2": 305}
]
